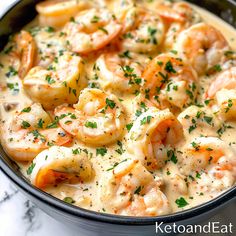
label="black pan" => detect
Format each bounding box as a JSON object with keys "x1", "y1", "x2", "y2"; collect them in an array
[{"x1": 0, "y1": 1, "x2": 236, "y2": 235}]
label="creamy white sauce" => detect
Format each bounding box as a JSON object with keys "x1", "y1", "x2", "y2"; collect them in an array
[{"x1": 0, "y1": 0, "x2": 236, "y2": 216}]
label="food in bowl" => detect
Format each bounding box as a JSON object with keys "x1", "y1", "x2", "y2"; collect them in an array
[{"x1": 0, "y1": 0, "x2": 236, "y2": 217}]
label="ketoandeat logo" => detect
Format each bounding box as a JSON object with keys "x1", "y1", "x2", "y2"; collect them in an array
[{"x1": 155, "y1": 222, "x2": 234, "y2": 234}]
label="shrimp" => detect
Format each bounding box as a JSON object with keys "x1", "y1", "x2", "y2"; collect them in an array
[
  {"x1": 127, "y1": 107, "x2": 183, "y2": 170},
  {"x1": 32, "y1": 28, "x2": 68, "y2": 67},
  {"x1": 10, "y1": 31, "x2": 36, "y2": 79},
  {"x1": 95, "y1": 52, "x2": 144, "y2": 93},
  {"x1": 157, "y1": 2, "x2": 201, "y2": 24},
  {"x1": 54, "y1": 88, "x2": 125, "y2": 146},
  {"x1": 119, "y1": 7, "x2": 165, "y2": 53},
  {"x1": 189, "y1": 166, "x2": 235, "y2": 198},
  {"x1": 156, "y1": 2, "x2": 202, "y2": 50},
  {"x1": 207, "y1": 67, "x2": 236, "y2": 98},
  {"x1": 23, "y1": 51, "x2": 86, "y2": 109},
  {"x1": 180, "y1": 137, "x2": 236, "y2": 175},
  {"x1": 142, "y1": 53, "x2": 198, "y2": 109},
  {"x1": 178, "y1": 105, "x2": 221, "y2": 137},
  {"x1": 100, "y1": 159, "x2": 171, "y2": 216},
  {"x1": 112, "y1": 0, "x2": 135, "y2": 20},
  {"x1": 0, "y1": 103, "x2": 72, "y2": 162},
  {"x1": 36, "y1": 0, "x2": 90, "y2": 28},
  {"x1": 29, "y1": 146, "x2": 93, "y2": 189},
  {"x1": 174, "y1": 23, "x2": 229, "y2": 75},
  {"x1": 215, "y1": 89, "x2": 236, "y2": 120},
  {"x1": 181, "y1": 137, "x2": 236, "y2": 196},
  {"x1": 206, "y1": 67, "x2": 236, "y2": 120},
  {"x1": 63, "y1": 8, "x2": 122, "y2": 54}
]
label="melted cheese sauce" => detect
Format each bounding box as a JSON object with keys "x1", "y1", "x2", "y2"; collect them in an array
[{"x1": 0, "y1": 0, "x2": 236, "y2": 216}]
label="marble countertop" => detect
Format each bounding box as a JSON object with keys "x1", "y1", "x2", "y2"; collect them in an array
[
  {"x1": 0, "y1": 1, "x2": 236, "y2": 236},
  {"x1": 0, "y1": 170, "x2": 82, "y2": 236}
]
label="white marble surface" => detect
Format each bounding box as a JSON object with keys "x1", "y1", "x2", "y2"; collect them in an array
[
  {"x1": 0, "y1": 170, "x2": 83, "y2": 236},
  {"x1": 0, "y1": 1, "x2": 236, "y2": 236}
]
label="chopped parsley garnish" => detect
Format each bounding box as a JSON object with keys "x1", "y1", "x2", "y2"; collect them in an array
[
  {"x1": 123, "y1": 32, "x2": 134, "y2": 39},
  {"x1": 59, "y1": 32, "x2": 66, "y2": 37},
  {"x1": 165, "y1": 61, "x2": 176, "y2": 73},
  {"x1": 212, "y1": 64, "x2": 222, "y2": 72},
  {"x1": 46, "y1": 121, "x2": 58, "y2": 129},
  {"x1": 88, "y1": 82, "x2": 100, "y2": 89},
  {"x1": 70, "y1": 114, "x2": 76, "y2": 119},
  {"x1": 170, "y1": 50, "x2": 178, "y2": 55},
  {"x1": 21, "y1": 121, "x2": 31, "y2": 129},
  {"x1": 188, "y1": 124, "x2": 197, "y2": 133},
  {"x1": 147, "y1": 27, "x2": 158, "y2": 44},
  {"x1": 135, "y1": 109, "x2": 142, "y2": 117},
  {"x1": 206, "y1": 64, "x2": 222, "y2": 75},
  {"x1": 85, "y1": 121, "x2": 97, "y2": 129},
  {"x1": 157, "y1": 61, "x2": 163, "y2": 66},
  {"x1": 173, "y1": 85, "x2": 178, "y2": 91},
  {"x1": 224, "y1": 50, "x2": 235, "y2": 57},
  {"x1": 126, "y1": 123, "x2": 133, "y2": 132},
  {"x1": 45, "y1": 26, "x2": 55, "y2": 33},
  {"x1": 47, "y1": 141, "x2": 55, "y2": 147},
  {"x1": 72, "y1": 89, "x2": 77, "y2": 97},
  {"x1": 196, "y1": 111, "x2": 202, "y2": 119},
  {"x1": 225, "y1": 99, "x2": 233, "y2": 113},
  {"x1": 91, "y1": 16, "x2": 100, "y2": 23},
  {"x1": 21, "y1": 107, "x2": 31, "y2": 113},
  {"x1": 70, "y1": 17, "x2": 75, "y2": 22},
  {"x1": 5, "y1": 66, "x2": 18, "y2": 78},
  {"x1": 105, "y1": 98, "x2": 116, "y2": 109},
  {"x1": 196, "y1": 172, "x2": 201, "y2": 179},
  {"x1": 28, "y1": 26, "x2": 41, "y2": 36},
  {"x1": 119, "y1": 50, "x2": 132, "y2": 59},
  {"x1": 37, "y1": 119, "x2": 44, "y2": 128},
  {"x1": 217, "y1": 123, "x2": 234, "y2": 137},
  {"x1": 121, "y1": 65, "x2": 134, "y2": 76},
  {"x1": 29, "y1": 130, "x2": 46, "y2": 142},
  {"x1": 59, "y1": 50, "x2": 64, "y2": 56},
  {"x1": 203, "y1": 116, "x2": 212, "y2": 125},
  {"x1": 191, "y1": 141, "x2": 200, "y2": 151},
  {"x1": 7, "y1": 83, "x2": 19, "y2": 94},
  {"x1": 115, "y1": 141, "x2": 125, "y2": 155},
  {"x1": 96, "y1": 147, "x2": 107, "y2": 156},
  {"x1": 106, "y1": 158, "x2": 128, "y2": 171},
  {"x1": 167, "y1": 149, "x2": 178, "y2": 164},
  {"x1": 98, "y1": 27, "x2": 108, "y2": 34},
  {"x1": 148, "y1": 27, "x2": 157, "y2": 36},
  {"x1": 45, "y1": 75, "x2": 55, "y2": 84},
  {"x1": 134, "y1": 186, "x2": 142, "y2": 195},
  {"x1": 27, "y1": 162, "x2": 35, "y2": 175},
  {"x1": 121, "y1": 65, "x2": 142, "y2": 85},
  {"x1": 204, "y1": 99, "x2": 212, "y2": 105},
  {"x1": 175, "y1": 197, "x2": 188, "y2": 208},
  {"x1": 72, "y1": 148, "x2": 81, "y2": 155},
  {"x1": 189, "y1": 175, "x2": 195, "y2": 181},
  {"x1": 140, "y1": 116, "x2": 152, "y2": 125},
  {"x1": 158, "y1": 72, "x2": 168, "y2": 83},
  {"x1": 186, "y1": 89, "x2": 194, "y2": 100},
  {"x1": 63, "y1": 197, "x2": 75, "y2": 204}
]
